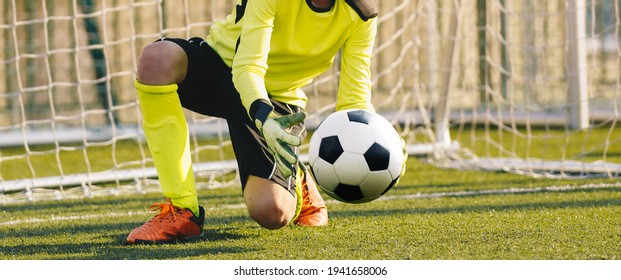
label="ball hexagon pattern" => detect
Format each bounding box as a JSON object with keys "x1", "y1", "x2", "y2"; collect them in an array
[{"x1": 308, "y1": 109, "x2": 405, "y2": 204}]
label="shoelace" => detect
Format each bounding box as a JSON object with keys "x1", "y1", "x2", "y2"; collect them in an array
[{"x1": 148, "y1": 198, "x2": 178, "y2": 221}]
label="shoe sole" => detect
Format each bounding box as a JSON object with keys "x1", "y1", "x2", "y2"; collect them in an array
[{"x1": 127, "y1": 232, "x2": 205, "y2": 245}]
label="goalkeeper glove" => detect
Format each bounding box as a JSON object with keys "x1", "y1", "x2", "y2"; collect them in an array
[{"x1": 252, "y1": 100, "x2": 306, "y2": 178}]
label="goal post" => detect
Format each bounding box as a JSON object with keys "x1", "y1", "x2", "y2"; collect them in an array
[
  {"x1": 566, "y1": 0, "x2": 590, "y2": 130},
  {"x1": 1, "y1": 0, "x2": 620, "y2": 203},
  {"x1": 435, "y1": 0, "x2": 462, "y2": 147}
]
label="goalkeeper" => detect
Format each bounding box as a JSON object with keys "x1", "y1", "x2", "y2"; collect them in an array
[{"x1": 127, "y1": 0, "x2": 379, "y2": 244}]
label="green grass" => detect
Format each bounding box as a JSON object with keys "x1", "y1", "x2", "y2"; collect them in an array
[
  {"x1": 453, "y1": 123, "x2": 621, "y2": 163},
  {"x1": 1, "y1": 159, "x2": 621, "y2": 260},
  {"x1": 1, "y1": 125, "x2": 620, "y2": 259}
]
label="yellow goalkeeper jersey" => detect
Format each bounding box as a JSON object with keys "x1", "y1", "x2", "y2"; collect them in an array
[{"x1": 205, "y1": 0, "x2": 377, "y2": 115}]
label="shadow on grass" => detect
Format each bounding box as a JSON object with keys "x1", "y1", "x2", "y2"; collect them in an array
[
  {"x1": 330, "y1": 197, "x2": 621, "y2": 219},
  {"x1": 0, "y1": 218, "x2": 259, "y2": 260}
]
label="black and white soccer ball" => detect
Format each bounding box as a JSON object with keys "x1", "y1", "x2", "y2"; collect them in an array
[{"x1": 308, "y1": 109, "x2": 405, "y2": 204}]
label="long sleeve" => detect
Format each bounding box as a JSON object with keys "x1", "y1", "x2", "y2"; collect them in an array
[
  {"x1": 231, "y1": 0, "x2": 278, "y2": 116},
  {"x1": 336, "y1": 17, "x2": 377, "y2": 112}
]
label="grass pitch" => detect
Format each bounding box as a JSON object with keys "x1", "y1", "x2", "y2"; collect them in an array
[
  {"x1": 1, "y1": 125, "x2": 620, "y2": 260},
  {"x1": 1, "y1": 158, "x2": 621, "y2": 260}
]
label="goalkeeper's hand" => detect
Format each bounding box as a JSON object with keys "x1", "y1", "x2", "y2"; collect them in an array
[{"x1": 255, "y1": 111, "x2": 306, "y2": 178}]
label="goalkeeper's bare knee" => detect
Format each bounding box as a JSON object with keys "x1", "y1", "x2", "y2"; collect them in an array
[
  {"x1": 137, "y1": 40, "x2": 188, "y2": 85},
  {"x1": 243, "y1": 176, "x2": 297, "y2": 230}
]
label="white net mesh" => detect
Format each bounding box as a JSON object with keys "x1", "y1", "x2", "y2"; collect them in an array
[
  {"x1": 437, "y1": 0, "x2": 621, "y2": 178},
  {"x1": 1, "y1": 0, "x2": 620, "y2": 203}
]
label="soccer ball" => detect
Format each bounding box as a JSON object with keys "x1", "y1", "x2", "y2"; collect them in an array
[{"x1": 308, "y1": 109, "x2": 405, "y2": 204}]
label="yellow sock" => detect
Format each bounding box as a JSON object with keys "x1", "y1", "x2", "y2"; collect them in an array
[
  {"x1": 290, "y1": 164, "x2": 304, "y2": 224},
  {"x1": 135, "y1": 80, "x2": 199, "y2": 216}
]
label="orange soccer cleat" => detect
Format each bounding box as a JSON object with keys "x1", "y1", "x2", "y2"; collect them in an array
[
  {"x1": 294, "y1": 166, "x2": 328, "y2": 226},
  {"x1": 126, "y1": 198, "x2": 205, "y2": 244}
]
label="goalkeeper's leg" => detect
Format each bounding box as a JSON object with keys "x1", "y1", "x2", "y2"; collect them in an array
[
  {"x1": 242, "y1": 167, "x2": 328, "y2": 229},
  {"x1": 127, "y1": 41, "x2": 204, "y2": 244},
  {"x1": 237, "y1": 101, "x2": 327, "y2": 229}
]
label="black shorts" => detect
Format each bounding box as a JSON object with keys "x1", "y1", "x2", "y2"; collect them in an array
[{"x1": 161, "y1": 37, "x2": 305, "y2": 196}]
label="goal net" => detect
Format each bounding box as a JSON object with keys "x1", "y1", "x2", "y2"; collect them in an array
[{"x1": 1, "y1": 0, "x2": 620, "y2": 203}]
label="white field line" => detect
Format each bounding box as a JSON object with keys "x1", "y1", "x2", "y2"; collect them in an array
[
  {"x1": 2, "y1": 182, "x2": 620, "y2": 227},
  {"x1": 0, "y1": 203, "x2": 248, "y2": 227},
  {"x1": 378, "y1": 181, "x2": 621, "y2": 201}
]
